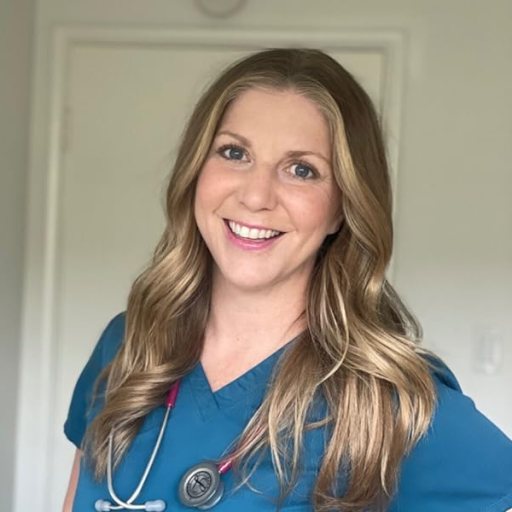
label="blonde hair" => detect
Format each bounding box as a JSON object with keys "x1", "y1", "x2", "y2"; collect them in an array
[{"x1": 85, "y1": 48, "x2": 436, "y2": 511}]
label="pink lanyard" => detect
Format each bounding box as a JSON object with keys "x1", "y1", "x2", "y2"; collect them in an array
[{"x1": 165, "y1": 380, "x2": 233, "y2": 475}]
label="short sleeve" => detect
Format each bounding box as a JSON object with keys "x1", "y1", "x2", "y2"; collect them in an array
[
  {"x1": 63, "y1": 312, "x2": 126, "y2": 448},
  {"x1": 390, "y1": 357, "x2": 512, "y2": 512}
]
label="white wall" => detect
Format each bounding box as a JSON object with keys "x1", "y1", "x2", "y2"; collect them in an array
[
  {"x1": 0, "y1": 1, "x2": 35, "y2": 510},
  {"x1": 7, "y1": 0, "x2": 512, "y2": 509},
  {"x1": 389, "y1": 1, "x2": 512, "y2": 428}
]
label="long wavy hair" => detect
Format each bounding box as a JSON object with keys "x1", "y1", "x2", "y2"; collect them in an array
[{"x1": 85, "y1": 48, "x2": 437, "y2": 511}]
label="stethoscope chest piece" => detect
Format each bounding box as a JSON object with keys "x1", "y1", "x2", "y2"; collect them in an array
[{"x1": 179, "y1": 461, "x2": 224, "y2": 509}]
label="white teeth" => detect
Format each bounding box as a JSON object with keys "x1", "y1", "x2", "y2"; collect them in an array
[{"x1": 228, "y1": 220, "x2": 281, "y2": 240}]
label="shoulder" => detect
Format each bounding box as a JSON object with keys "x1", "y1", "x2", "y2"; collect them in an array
[
  {"x1": 390, "y1": 355, "x2": 512, "y2": 512},
  {"x1": 80, "y1": 311, "x2": 127, "y2": 379},
  {"x1": 64, "y1": 311, "x2": 126, "y2": 447},
  {"x1": 82, "y1": 310, "x2": 127, "y2": 393},
  {"x1": 95, "y1": 310, "x2": 126, "y2": 363}
]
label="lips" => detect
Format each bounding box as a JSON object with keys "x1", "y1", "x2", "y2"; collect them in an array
[
  {"x1": 222, "y1": 218, "x2": 284, "y2": 250},
  {"x1": 224, "y1": 218, "x2": 283, "y2": 233},
  {"x1": 224, "y1": 219, "x2": 283, "y2": 238}
]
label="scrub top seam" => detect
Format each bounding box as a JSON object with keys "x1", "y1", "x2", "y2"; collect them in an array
[{"x1": 483, "y1": 488, "x2": 512, "y2": 512}]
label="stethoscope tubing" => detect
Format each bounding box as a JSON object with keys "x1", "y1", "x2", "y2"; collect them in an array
[
  {"x1": 95, "y1": 379, "x2": 233, "y2": 511},
  {"x1": 95, "y1": 383, "x2": 178, "y2": 511},
  {"x1": 106, "y1": 406, "x2": 171, "y2": 509}
]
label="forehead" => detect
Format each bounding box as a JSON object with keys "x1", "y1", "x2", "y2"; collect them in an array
[{"x1": 218, "y1": 87, "x2": 331, "y2": 152}]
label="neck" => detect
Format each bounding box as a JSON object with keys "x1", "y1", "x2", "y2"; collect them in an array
[{"x1": 202, "y1": 270, "x2": 308, "y2": 358}]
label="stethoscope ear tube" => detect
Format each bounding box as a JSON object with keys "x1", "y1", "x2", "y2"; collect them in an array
[
  {"x1": 95, "y1": 380, "x2": 233, "y2": 510},
  {"x1": 99, "y1": 404, "x2": 173, "y2": 511},
  {"x1": 94, "y1": 499, "x2": 165, "y2": 511}
]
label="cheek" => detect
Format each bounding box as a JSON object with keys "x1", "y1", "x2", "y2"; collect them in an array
[
  {"x1": 194, "y1": 172, "x2": 208, "y2": 212},
  {"x1": 290, "y1": 189, "x2": 339, "y2": 234},
  {"x1": 194, "y1": 172, "x2": 214, "y2": 240},
  {"x1": 195, "y1": 164, "x2": 221, "y2": 213}
]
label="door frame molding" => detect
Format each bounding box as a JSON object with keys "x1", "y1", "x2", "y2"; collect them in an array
[{"x1": 14, "y1": 24, "x2": 405, "y2": 511}]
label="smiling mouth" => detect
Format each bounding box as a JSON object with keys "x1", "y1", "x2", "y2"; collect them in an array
[{"x1": 223, "y1": 219, "x2": 284, "y2": 240}]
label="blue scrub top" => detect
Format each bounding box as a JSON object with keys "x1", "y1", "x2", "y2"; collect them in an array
[{"x1": 65, "y1": 313, "x2": 512, "y2": 511}]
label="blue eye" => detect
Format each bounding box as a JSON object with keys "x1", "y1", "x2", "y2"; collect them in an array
[
  {"x1": 217, "y1": 144, "x2": 246, "y2": 161},
  {"x1": 291, "y1": 162, "x2": 317, "y2": 180}
]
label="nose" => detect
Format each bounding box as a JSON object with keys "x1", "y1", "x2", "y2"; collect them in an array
[{"x1": 236, "y1": 163, "x2": 277, "y2": 212}]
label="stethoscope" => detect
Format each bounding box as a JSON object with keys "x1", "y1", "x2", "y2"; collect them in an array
[{"x1": 95, "y1": 379, "x2": 234, "y2": 511}]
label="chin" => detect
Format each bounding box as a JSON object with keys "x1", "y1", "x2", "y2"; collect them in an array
[
  {"x1": 232, "y1": 277, "x2": 276, "y2": 291},
  {"x1": 220, "y1": 269, "x2": 278, "y2": 292}
]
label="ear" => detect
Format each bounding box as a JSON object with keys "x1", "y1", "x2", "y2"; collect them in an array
[{"x1": 327, "y1": 212, "x2": 344, "y2": 235}]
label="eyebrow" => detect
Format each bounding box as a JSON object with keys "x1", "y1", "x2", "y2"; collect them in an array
[{"x1": 216, "y1": 130, "x2": 331, "y2": 166}]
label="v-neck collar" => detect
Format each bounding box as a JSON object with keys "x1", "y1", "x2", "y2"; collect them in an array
[{"x1": 186, "y1": 331, "x2": 304, "y2": 423}]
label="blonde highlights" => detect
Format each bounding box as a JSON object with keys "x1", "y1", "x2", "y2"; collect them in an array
[{"x1": 84, "y1": 48, "x2": 436, "y2": 511}]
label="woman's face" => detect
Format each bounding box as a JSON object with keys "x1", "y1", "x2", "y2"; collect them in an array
[{"x1": 194, "y1": 87, "x2": 342, "y2": 292}]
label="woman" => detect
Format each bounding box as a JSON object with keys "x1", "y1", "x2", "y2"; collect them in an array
[{"x1": 63, "y1": 48, "x2": 512, "y2": 511}]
